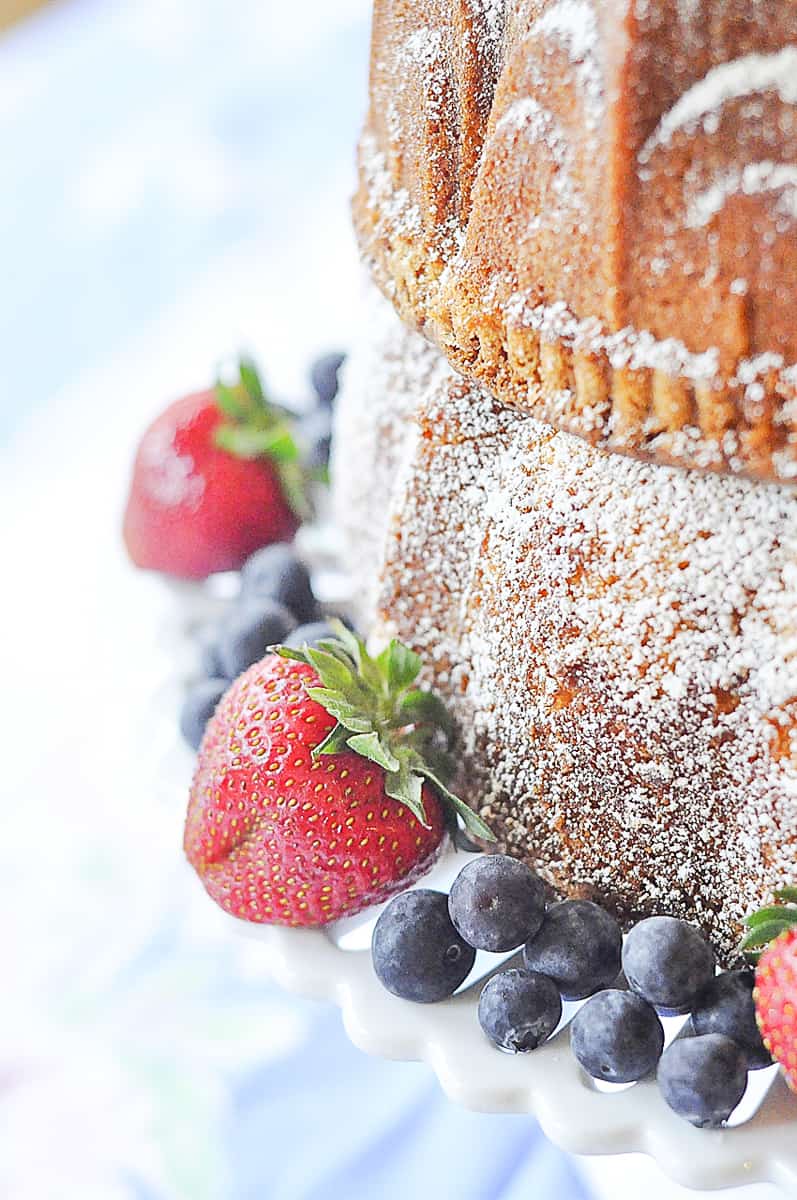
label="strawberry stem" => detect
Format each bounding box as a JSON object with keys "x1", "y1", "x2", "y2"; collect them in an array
[
  {"x1": 278, "y1": 622, "x2": 495, "y2": 842},
  {"x1": 212, "y1": 356, "x2": 312, "y2": 521},
  {"x1": 739, "y1": 892, "x2": 797, "y2": 961}
]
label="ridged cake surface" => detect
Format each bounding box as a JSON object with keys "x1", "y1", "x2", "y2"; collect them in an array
[
  {"x1": 355, "y1": 0, "x2": 797, "y2": 482},
  {"x1": 333, "y1": 291, "x2": 797, "y2": 962}
]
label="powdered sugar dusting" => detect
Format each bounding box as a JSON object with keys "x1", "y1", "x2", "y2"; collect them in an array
[
  {"x1": 335, "y1": 292, "x2": 797, "y2": 961},
  {"x1": 639, "y1": 47, "x2": 797, "y2": 165},
  {"x1": 331, "y1": 285, "x2": 449, "y2": 626},
  {"x1": 494, "y1": 97, "x2": 585, "y2": 215},
  {"x1": 385, "y1": 27, "x2": 449, "y2": 167},
  {"x1": 356, "y1": 1, "x2": 797, "y2": 485},
  {"x1": 530, "y1": 0, "x2": 604, "y2": 128},
  {"x1": 358, "y1": 130, "x2": 423, "y2": 247},
  {"x1": 470, "y1": 0, "x2": 507, "y2": 44},
  {"x1": 687, "y1": 161, "x2": 797, "y2": 228},
  {"x1": 507, "y1": 293, "x2": 721, "y2": 382}
]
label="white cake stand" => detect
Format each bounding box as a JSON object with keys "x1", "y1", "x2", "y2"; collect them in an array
[
  {"x1": 168, "y1": 541, "x2": 797, "y2": 1197},
  {"x1": 224, "y1": 845, "x2": 797, "y2": 1198}
]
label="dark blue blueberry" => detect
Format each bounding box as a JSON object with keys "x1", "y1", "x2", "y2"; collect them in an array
[
  {"x1": 657, "y1": 1033, "x2": 748, "y2": 1128},
  {"x1": 622, "y1": 916, "x2": 716, "y2": 1015},
  {"x1": 180, "y1": 678, "x2": 228, "y2": 750},
  {"x1": 284, "y1": 620, "x2": 343, "y2": 650},
  {"x1": 310, "y1": 351, "x2": 346, "y2": 408},
  {"x1": 522, "y1": 900, "x2": 622, "y2": 1000},
  {"x1": 199, "y1": 640, "x2": 225, "y2": 679},
  {"x1": 690, "y1": 970, "x2": 772, "y2": 1069},
  {"x1": 302, "y1": 407, "x2": 333, "y2": 472},
  {"x1": 448, "y1": 855, "x2": 547, "y2": 952},
  {"x1": 197, "y1": 626, "x2": 228, "y2": 679},
  {"x1": 571, "y1": 989, "x2": 664, "y2": 1083},
  {"x1": 240, "y1": 544, "x2": 319, "y2": 623},
  {"x1": 478, "y1": 968, "x2": 562, "y2": 1053},
  {"x1": 371, "y1": 890, "x2": 476, "y2": 1003},
  {"x1": 217, "y1": 599, "x2": 296, "y2": 679},
  {"x1": 453, "y1": 824, "x2": 483, "y2": 854}
]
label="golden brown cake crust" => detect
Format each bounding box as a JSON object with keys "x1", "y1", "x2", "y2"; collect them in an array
[
  {"x1": 355, "y1": 0, "x2": 797, "y2": 483},
  {"x1": 332, "y1": 291, "x2": 797, "y2": 964}
]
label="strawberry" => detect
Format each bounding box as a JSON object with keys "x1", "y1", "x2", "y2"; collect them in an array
[
  {"x1": 741, "y1": 889, "x2": 797, "y2": 1091},
  {"x1": 123, "y1": 359, "x2": 307, "y2": 580},
  {"x1": 183, "y1": 623, "x2": 493, "y2": 925}
]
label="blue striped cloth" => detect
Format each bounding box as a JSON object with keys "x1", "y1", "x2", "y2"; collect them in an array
[{"x1": 223, "y1": 1005, "x2": 590, "y2": 1200}]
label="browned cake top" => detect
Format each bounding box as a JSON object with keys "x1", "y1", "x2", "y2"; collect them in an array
[{"x1": 356, "y1": 0, "x2": 797, "y2": 482}]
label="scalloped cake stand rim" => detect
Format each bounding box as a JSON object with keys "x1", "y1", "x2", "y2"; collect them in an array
[{"x1": 223, "y1": 898, "x2": 797, "y2": 1197}]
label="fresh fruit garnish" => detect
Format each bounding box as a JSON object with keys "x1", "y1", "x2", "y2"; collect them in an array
[
  {"x1": 571, "y1": 990, "x2": 664, "y2": 1084},
  {"x1": 690, "y1": 971, "x2": 772, "y2": 1070},
  {"x1": 657, "y1": 1034, "x2": 748, "y2": 1128},
  {"x1": 198, "y1": 628, "x2": 229, "y2": 681},
  {"x1": 740, "y1": 887, "x2": 797, "y2": 960},
  {"x1": 742, "y1": 889, "x2": 797, "y2": 1091},
  {"x1": 180, "y1": 679, "x2": 228, "y2": 751},
  {"x1": 183, "y1": 624, "x2": 493, "y2": 926},
  {"x1": 448, "y1": 855, "x2": 546, "y2": 953},
  {"x1": 371, "y1": 890, "x2": 476, "y2": 1002},
  {"x1": 239, "y1": 543, "x2": 319, "y2": 624},
  {"x1": 123, "y1": 359, "x2": 305, "y2": 580},
  {"x1": 523, "y1": 900, "x2": 623, "y2": 1001},
  {"x1": 309, "y1": 351, "x2": 346, "y2": 409},
  {"x1": 181, "y1": 549, "x2": 332, "y2": 759},
  {"x1": 284, "y1": 619, "x2": 345, "y2": 650},
  {"x1": 276, "y1": 624, "x2": 492, "y2": 839},
  {"x1": 754, "y1": 929, "x2": 797, "y2": 1091},
  {"x1": 478, "y1": 968, "x2": 561, "y2": 1053},
  {"x1": 452, "y1": 824, "x2": 484, "y2": 854},
  {"x1": 216, "y1": 598, "x2": 295, "y2": 680},
  {"x1": 621, "y1": 915, "x2": 716, "y2": 1015},
  {"x1": 300, "y1": 408, "x2": 333, "y2": 483}
]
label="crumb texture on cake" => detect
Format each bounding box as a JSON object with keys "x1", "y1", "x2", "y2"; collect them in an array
[
  {"x1": 355, "y1": 0, "x2": 797, "y2": 483},
  {"x1": 333, "y1": 290, "x2": 797, "y2": 963}
]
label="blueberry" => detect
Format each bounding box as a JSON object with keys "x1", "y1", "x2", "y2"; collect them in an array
[
  {"x1": 657, "y1": 1033, "x2": 748, "y2": 1128},
  {"x1": 197, "y1": 626, "x2": 228, "y2": 679},
  {"x1": 690, "y1": 970, "x2": 772, "y2": 1069},
  {"x1": 622, "y1": 916, "x2": 716, "y2": 1015},
  {"x1": 240, "y1": 544, "x2": 319, "y2": 623},
  {"x1": 199, "y1": 639, "x2": 226, "y2": 679},
  {"x1": 478, "y1": 968, "x2": 562, "y2": 1053},
  {"x1": 372, "y1": 890, "x2": 476, "y2": 1003},
  {"x1": 310, "y1": 351, "x2": 346, "y2": 408},
  {"x1": 571, "y1": 989, "x2": 664, "y2": 1083},
  {"x1": 522, "y1": 900, "x2": 622, "y2": 1000},
  {"x1": 448, "y1": 855, "x2": 546, "y2": 952},
  {"x1": 284, "y1": 620, "x2": 342, "y2": 650},
  {"x1": 180, "y1": 679, "x2": 228, "y2": 750},
  {"x1": 453, "y1": 824, "x2": 483, "y2": 854},
  {"x1": 302, "y1": 407, "x2": 333, "y2": 472},
  {"x1": 218, "y1": 599, "x2": 296, "y2": 679}
]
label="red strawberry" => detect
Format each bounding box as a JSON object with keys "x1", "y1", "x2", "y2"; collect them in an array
[
  {"x1": 755, "y1": 929, "x2": 797, "y2": 1090},
  {"x1": 743, "y1": 891, "x2": 797, "y2": 1091},
  {"x1": 184, "y1": 624, "x2": 494, "y2": 925},
  {"x1": 123, "y1": 359, "x2": 305, "y2": 580}
]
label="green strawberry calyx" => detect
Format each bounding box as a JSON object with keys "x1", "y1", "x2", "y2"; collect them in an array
[
  {"x1": 213, "y1": 356, "x2": 311, "y2": 521},
  {"x1": 739, "y1": 887, "x2": 797, "y2": 962},
  {"x1": 278, "y1": 621, "x2": 495, "y2": 843}
]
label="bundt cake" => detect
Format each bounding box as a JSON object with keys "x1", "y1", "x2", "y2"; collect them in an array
[
  {"x1": 333, "y1": 289, "x2": 797, "y2": 963},
  {"x1": 355, "y1": 0, "x2": 797, "y2": 483}
]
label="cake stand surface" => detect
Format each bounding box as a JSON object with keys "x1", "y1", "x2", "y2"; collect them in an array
[
  {"x1": 169, "y1": 541, "x2": 797, "y2": 1198},
  {"x1": 224, "y1": 845, "x2": 797, "y2": 1198}
]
